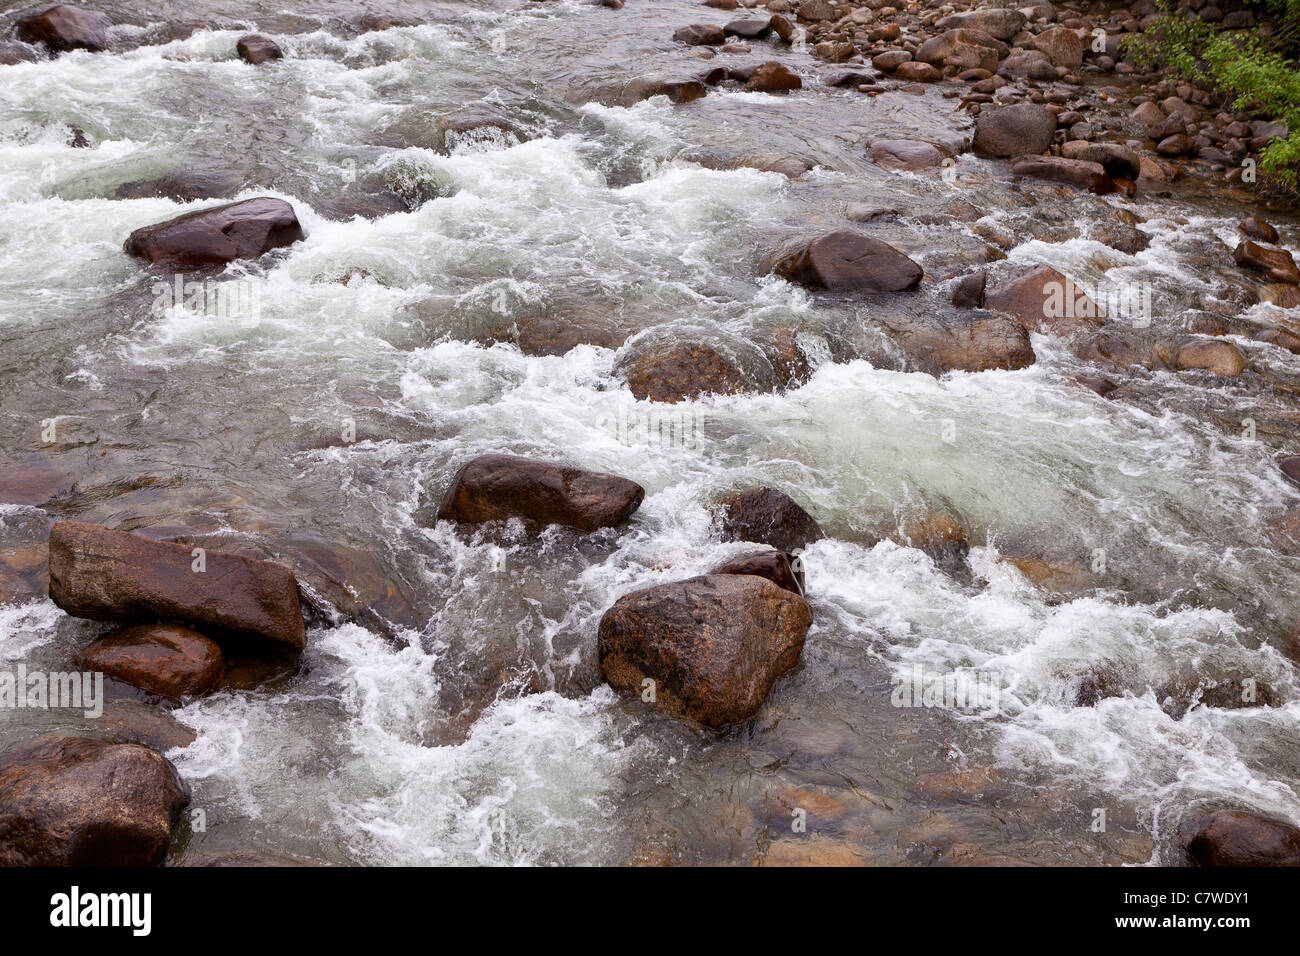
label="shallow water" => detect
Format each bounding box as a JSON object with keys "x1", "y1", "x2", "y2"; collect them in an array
[{"x1": 3, "y1": 0, "x2": 1300, "y2": 865}]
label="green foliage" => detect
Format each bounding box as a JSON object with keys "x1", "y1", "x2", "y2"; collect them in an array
[{"x1": 1127, "y1": 2, "x2": 1300, "y2": 184}]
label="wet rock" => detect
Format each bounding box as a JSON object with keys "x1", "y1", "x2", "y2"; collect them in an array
[
  {"x1": 984, "y1": 264, "x2": 1103, "y2": 335},
  {"x1": 1240, "y1": 216, "x2": 1279, "y2": 243},
  {"x1": 619, "y1": 78, "x2": 708, "y2": 106},
  {"x1": 1010, "y1": 155, "x2": 1112, "y2": 193},
  {"x1": 1234, "y1": 241, "x2": 1300, "y2": 285},
  {"x1": 1132, "y1": 101, "x2": 1165, "y2": 127},
  {"x1": 48, "y1": 521, "x2": 306, "y2": 652},
  {"x1": 869, "y1": 139, "x2": 947, "y2": 171},
  {"x1": 598, "y1": 574, "x2": 812, "y2": 726},
  {"x1": 724, "y1": 17, "x2": 772, "y2": 38},
  {"x1": 745, "y1": 62, "x2": 802, "y2": 93},
  {"x1": 716, "y1": 486, "x2": 823, "y2": 552},
  {"x1": 774, "y1": 230, "x2": 922, "y2": 292},
  {"x1": 437, "y1": 454, "x2": 644, "y2": 534},
  {"x1": 757, "y1": 836, "x2": 868, "y2": 865},
  {"x1": 972, "y1": 103, "x2": 1056, "y2": 158},
  {"x1": 1280, "y1": 456, "x2": 1300, "y2": 487},
  {"x1": 1029, "y1": 25, "x2": 1082, "y2": 68},
  {"x1": 894, "y1": 315, "x2": 1035, "y2": 374},
  {"x1": 0, "y1": 736, "x2": 189, "y2": 866},
  {"x1": 892, "y1": 513, "x2": 969, "y2": 574},
  {"x1": 1173, "y1": 339, "x2": 1248, "y2": 376},
  {"x1": 712, "y1": 549, "x2": 805, "y2": 595},
  {"x1": 895, "y1": 61, "x2": 942, "y2": 82},
  {"x1": 1262, "y1": 284, "x2": 1300, "y2": 308},
  {"x1": 15, "y1": 5, "x2": 111, "y2": 54},
  {"x1": 114, "y1": 171, "x2": 243, "y2": 202},
  {"x1": 1060, "y1": 141, "x2": 1141, "y2": 179},
  {"x1": 951, "y1": 272, "x2": 986, "y2": 308},
  {"x1": 123, "y1": 198, "x2": 305, "y2": 268},
  {"x1": 674, "y1": 24, "x2": 726, "y2": 45},
  {"x1": 236, "y1": 34, "x2": 283, "y2": 64},
  {"x1": 1156, "y1": 133, "x2": 1196, "y2": 157},
  {"x1": 826, "y1": 69, "x2": 875, "y2": 87},
  {"x1": 769, "y1": 13, "x2": 794, "y2": 42},
  {"x1": 1255, "y1": 328, "x2": 1300, "y2": 354},
  {"x1": 937, "y1": 8, "x2": 1027, "y2": 40},
  {"x1": 1182, "y1": 810, "x2": 1300, "y2": 866},
  {"x1": 81, "y1": 624, "x2": 225, "y2": 700},
  {"x1": 619, "y1": 343, "x2": 748, "y2": 402},
  {"x1": 1090, "y1": 220, "x2": 1149, "y2": 254},
  {"x1": 796, "y1": 0, "x2": 837, "y2": 21},
  {"x1": 95, "y1": 699, "x2": 197, "y2": 753},
  {"x1": 1005, "y1": 555, "x2": 1092, "y2": 595}
]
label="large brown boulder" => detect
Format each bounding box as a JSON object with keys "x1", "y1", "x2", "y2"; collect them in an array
[
  {"x1": 984, "y1": 264, "x2": 1103, "y2": 335},
  {"x1": 81, "y1": 624, "x2": 225, "y2": 700},
  {"x1": 598, "y1": 574, "x2": 812, "y2": 726},
  {"x1": 1030, "y1": 25, "x2": 1082, "y2": 68},
  {"x1": 1182, "y1": 809, "x2": 1300, "y2": 866},
  {"x1": 717, "y1": 486, "x2": 823, "y2": 552},
  {"x1": 619, "y1": 343, "x2": 748, "y2": 403},
  {"x1": 48, "y1": 521, "x2": 305, "y2": 652},
  {"x1": 775, "y1": 230, "x2": 922, "y2": 292},
  {"x1": 895, "y1": 315, "x2": 1036, "y2": 374},
  {"x1": 1234, "y1": 241, "x2": 1300, "y2": 285},
  {"x1": 972, "y1": 103, "x2": 1056, "y2": 158},
  {"x1": 1174, "y1": 339, "x2": 1248, "y2": 377},
  {"x1": 15, "y1": 5, "x2": 110, "y2": 54},
  {"x1": 745, "y1": 62, "x2": 802, "y2": 93},
  {"x1": 1010, "y1": 155, "x2": 1112, "y2": 194},
  {"x1": 936, "y1": 8, "x2": 1026, "y2": 40},
  {"x1": 0, "y1": 736, "x2": 189, "y2": 866},
  {"x1": 438, "y1": 454, "x2": 644, "y2": 533},
  {"x1": 123, "y1": 197, "x2": 305, "y2": 268},
  {"x1": 916, "y1": 29, "x2": 1005, "y2": 72},
  {"x1": 1060, "y1": 141, "x2": 1141, "y2": 180},
  {"x1": 235, "y1": 34, "x2": 283, "y2": 64}
]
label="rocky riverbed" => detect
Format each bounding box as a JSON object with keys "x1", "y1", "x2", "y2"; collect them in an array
[{"x1": 3, "y1": 0, "x2": 1300, "y2": 866}]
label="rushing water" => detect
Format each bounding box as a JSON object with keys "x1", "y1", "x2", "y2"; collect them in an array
[{"x1": 3, "y1": 0, "x2": 1300, "y2": 865}]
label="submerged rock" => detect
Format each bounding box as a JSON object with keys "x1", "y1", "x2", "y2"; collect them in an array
[
  {"x1": 437, "y1": 454, "x2": 644, "y2": 533},
  {"x1": 236, "y1": 34, "x2": 283, "y2": 64},
  {"x1": 892, "y1": 315, "x2": 1035, "y2": 375},
  {"x1": 674, "y1": 24, "x2": 725, "y2": 45},
  {"x1": 0, "y1": 736, "x2": 189, "y2": 866},
  {"x1": 123, "y1": 197, "x2": 305, "y2": 268},
  {"x1": 619, "y1": 343, "x2": 749, "y2": 403},
  {"x1": 48, "y1": 521, "x2": 306, "y2": 652},
  {"x1": 81, "y1": 624, "x2": 225, "y2": 700},
  {"x1": 598, "y1": 574, "x2": 812, "y2": 726},
  {"x1": 775, "y1": 230, "x2": 922, "y2": 292},
  {"x1": 717, "y1": 486, "x2": 823, "y2": 552},
  {"x1": 1182, "y1": 810, "x2": 1300, "y2": 866},
  {"x1": 868, "y1": 139, "x2": 948, "y2": 171},
  {"x1": 15, "y1": 5, "x2": 110, "y2": 54}
]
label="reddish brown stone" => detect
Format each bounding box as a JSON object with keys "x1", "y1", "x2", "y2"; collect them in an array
[
  {"x1": 123, "y1": 197, "x2": 305, "y2": 268},
  {"x1": 82, "y1": 624, "x2": 225, "y2": 700}
]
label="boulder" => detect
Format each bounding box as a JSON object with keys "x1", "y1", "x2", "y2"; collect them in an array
[
  {"x1": 951, "y1": 272, "x2": 986, "y2": 308},
  {"x1": 619, "y1": 343, "x2": 748, "y2": 403},
  {"x1": 235, "y1": 34, "x2": 282, "y2": 64},
  {"x1": 437, "y1": 454, "x2": 644, "y2": 533},
  {"x1": 916, "y1": 29, "x2": 1005, "y2": 73},
  {"x1": 895, "y1": 315, "x2": 1036, "y2": 374},
  {"x1": 619, "y1": 78, "x2": 708, "y2": 106},
  {"x1": 895, "y1": 61, "x2": 941, "y2": 82},
  {"x1": 1030, "y1": 25, "x2": 1082, "y2": 67},
  {"x1": 997, "y1": 48, "x2": 1057, "y2": 80},
  {"x1": 81, "y1": 624, "x2": 225, "y2": 700},
  {"x1": 724, "y1": 17, "x2": 772, "y2": 38},
  {"x1": 48, "y1": 521, "x2": 305, "y2": 651},
  {"x1": 712, "y1": 549, "x2": 804, "y2": 595},
  {"x1": 123, "y1": 198, "x2": 305, "y2": 268},
  {"x1": 1234, "y1": 241, "x2": 1300, "y2": 285},
  {"x1": 1240, "y1": 216, "x2": 1279, "y2": 243},
  {"x1": 775, "y1": 230, "x2": 922, "y2": 292},
  {"x1": 717, "y1": 486, "x2": 823, "y2": 552},
  {"x1": 744, "y1": 62, "x2": 802, "y2": 93},
  {"x1": 869, "y1": 139, "x2": 947, "y2": 171},
  {"x1": 872, "y1": 50, "x2": 912, "y2": 72},
  {"x1": 984, "y1": 264, "x2": 1103, "y2": 335},
  {"x1": 1173, "y1": 339, "x2": 1248, "y2": 377},
  {"x1": 15, "y1": 5, "x2": 110, "y2": 54},
  {"x1": 0, "y1": 736, "x2": 189, "y2": 866},
  {"x1": 972, "y1": 103, "x2": 1056, "y2": 158},
  {"x1": 673, "y1": 24, "x2": 725, "y2": 44},
  {"x1": 891, "y1": 513, "x2": 969, "y2": 574},
  {"x1": 597, "y1": 574, "x2": 812, "y2": 726},
  {"x1": 1182, "y1": 810, "x2": 1300, "y2": 866},
  {"x1": 1010, "y1": 155, "x2": 1112, "y2": 193},
  {"x1": 936, "y1": 8, "x2": 1026, "y2": 39},
  {"x1": 1060, "y1": 141, "x2": 1141, "y2": 179}
]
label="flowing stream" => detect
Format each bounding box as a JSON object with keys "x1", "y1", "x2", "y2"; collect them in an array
[{"x1": 3, "y1": 0, "x2": 1300, "y2": 865}]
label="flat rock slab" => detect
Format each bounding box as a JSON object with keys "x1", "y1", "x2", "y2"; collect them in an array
[
  {"x1": 15, "y1": 5, "x2": 110, "y2": 53},
  {"x1": 438, "y1": 454, "x2": 644, "y2": 533},
  {"x1": 123, "y1": 197, "x2": 305, "y2": 268},
  {"x1": 48, "y1": 521, "x2": 305, "y2": 651},
  {"x1": 598, "y1": 574, "x2": 812, "y2": 726},
  {"x1": 1010, "y1": 155, "x2": 1112, "y2": 194},
  {"x1": 0, "y1": 735, "x2": 189, "y2": 866},
  {"x1": 776, "y1": 230, "x2": 922, "y2": 292}
]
